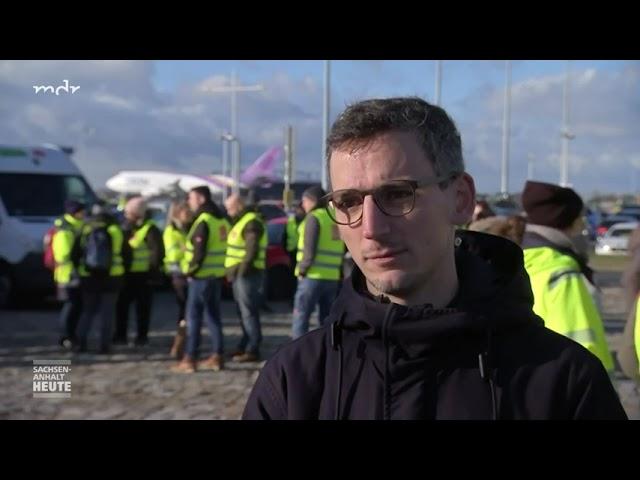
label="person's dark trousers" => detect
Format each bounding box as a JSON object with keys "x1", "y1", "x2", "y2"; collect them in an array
[
  {"x1": 287, "y1": 251, "x2": 298, "y2": 306},
  {"x1": 171, "y1": 275, "x2": 188, "y2": 324},
  {"x1": 58, "y1": 286, "x2": 83, "y2": 344},
  {"x1": 232, "y1": 270, "x2": 264, "y2": 355},
  {"x1": 114, "y1": 272, "x2": 153, "y2": 344},
  {"x1": 185, "y1": 277, "x2": 224, "y2": 359},
  {"x1": 76, "y1": 279, "x2": 118, "y2": 352},
  {"x1": 259, "y1": 271, "x2": 272, "y2": 312}
]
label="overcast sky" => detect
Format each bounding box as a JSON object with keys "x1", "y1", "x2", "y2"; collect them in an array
[{"x1": 1, "y1": 60, "x2": 638, "y2": 198}]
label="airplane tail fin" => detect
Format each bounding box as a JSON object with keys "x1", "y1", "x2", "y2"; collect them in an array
[{"x1": 240, "y1": 146, "x2": 282, "y2": 187}]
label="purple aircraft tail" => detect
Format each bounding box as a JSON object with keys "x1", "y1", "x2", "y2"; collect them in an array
[{"x1": 240, "y1": 146, "x2": 282, "y2": 187}]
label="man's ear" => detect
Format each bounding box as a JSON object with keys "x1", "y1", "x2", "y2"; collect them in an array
[{"x1": 450, "y1": 173, "x2": 476, "y2": 226}]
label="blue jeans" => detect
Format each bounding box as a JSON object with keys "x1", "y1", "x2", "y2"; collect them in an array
[
  {"x1": 185, "y1": 277, "x2": 224, "y2": 358},
  {"x1": 291, "y1": 278, "x2": 339, "y2": 339},
  {"x1": 232, "y1": 271, "x2": 264, "y2": 354}
]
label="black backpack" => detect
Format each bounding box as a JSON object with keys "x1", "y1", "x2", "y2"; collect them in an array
[{"x1": 84, "y1": 223, "x2": 113, "y2": 273}]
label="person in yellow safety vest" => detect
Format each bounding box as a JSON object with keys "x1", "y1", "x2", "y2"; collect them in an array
[
  {"x1": 114, "y1": 196, "x2": 164, "y2": 347},
  {"x1": 283, "y1": 202, "x2": 306, "y2": 306},
  {"x1": 291, "y1": 185, "x2": 345, "y2": 339},
  {"x1": 636, "y1": 302, "x2": 640, "y2": 378},
  {"x1": 521, "y1": 181, "x2": 614, "y2": 372},
  {"x1": 285, "y1": 202, "x2": 306, "y2": 260},
  {"x1": 222, "y1": 194, "x2": 268, "y2": 363},
  {"x1": 619, "y1": 226, "x2": 640, "y2": 383},
  {"x1": 618, "y1": 295, "x2": 640, "y2": 384},
  {"x1": 53, "y1": 200, "x2": 86, "y2": 350},
  {"x1": 73, "y1": 202, "x2": 125, "y2": 354},
  {"x1": 163, "y1": 200, "x2": 194, "y2": 360},
  {"x1": 116, "y1": 195, "x2": 127, "y2": 212},
  {"x1": 172, "y1": 186, "x2": 230, "y2": 374}
]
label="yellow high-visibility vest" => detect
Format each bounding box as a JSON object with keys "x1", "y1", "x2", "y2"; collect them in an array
[
  {"x1": 524, "y1": 246, "x2": 614, "y2": 372},
  {"x1": 129, "y1": 220, "x2": 155, "y2": 273},
  {"x1": 224, "y1": 211, "x2": 267, "y2": 270},
  {"x1": 286, "y1": 215, "x2": 299, "y2": 252},
  {"x1": 163, "y1": 223, "x2": 187, "y2": 274},
  {"x1": 52, "y1": 214, "x2": 84, "y2": 286},
  {"x1": 295, "y1": 208, "x2": 344, "y2": 280},
  {"x1": 635, "y1": 296, "x2": 640, "y2": 374},
  {"x1": 184, "y1": 212, "x2": 229, "y2": 278},
  {"x1": 78, "y1": 222, "x2": 124, "y2": 277}
]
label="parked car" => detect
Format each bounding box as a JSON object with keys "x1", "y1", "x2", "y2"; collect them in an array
[
  {"x1": 264, "y1": 216, "x2": 295, "y2": 300},
  {"x1": 617, "y1": 205, "x2": 640, "y2": 222},
  {"x1": 257, "y1": 201, "x2": 286, "y2": 221},
  {"x1": 595, "y1": 222, "x2": 639, "y2": 256},
  {"x1": 222, "y1": 215, "x2": 295, "y2": 301},
  {"x1": 0, "y1": 144, "x2": 98, "y2": 307},
  {"x1": 595, "y1": 215, "x2": 637, "y2": 237}
]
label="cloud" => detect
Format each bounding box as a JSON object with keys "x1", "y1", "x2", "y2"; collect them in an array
[
  {"x1": 456, "y1": 62, "x2": 640, "y2": 196},
  {"x1": 0, "y1": 61, "x2": 326, "y2": 190},
  {"x1": 0, "y1": 60, "x2": 637, "y2": 199},
  {"x1": 93, "y1": 93, "x2": 137, "y2": 111}
]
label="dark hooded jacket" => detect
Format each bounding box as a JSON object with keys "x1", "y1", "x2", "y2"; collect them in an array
[{"x1": 243, "y1": 231, "x2": 627, "y2": 420}]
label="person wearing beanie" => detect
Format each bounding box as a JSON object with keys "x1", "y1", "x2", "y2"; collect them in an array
[
  {"x1": 521, "y1": 180, "x2": 614, "y2": 372},
  {"x1": 290, "y1": 184, "x2": 345, "y2": 339},
  {"x1": 114, "y1": 195, "x2": 165, "y2": 347},
  {"x1": 52, "y1": 200, "x2": 86, "y2": 349}
]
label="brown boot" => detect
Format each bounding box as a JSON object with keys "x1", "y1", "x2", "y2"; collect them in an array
[
  {"x1": 198, "y1": 354, "x2": 224, "y2": 372},
  {"x1": 170, "y1": 320, "x2": 187, "y2": 360},
  {"x1": 171, "y1": 355, "x2": 196, "y2": 373},
  {"x1": 232, "y1": 352, "x2": 260, "y2": 363}
]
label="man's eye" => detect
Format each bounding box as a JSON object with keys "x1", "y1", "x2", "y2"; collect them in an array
[
  {"x1": 335, "y1": 194, "x2": 361, "y2": 209},
  {"x1": 380, "y1": 187, "x2": 412, "y2": 201}
]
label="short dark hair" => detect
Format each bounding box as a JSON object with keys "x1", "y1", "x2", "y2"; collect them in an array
[
  {"x1": 326, "y1": 97, "x2": 465, "y2": 185},
  {"x1": 190, "y1": 186, "x2": 212, "y2": 202},
  {"x1": 302, "y1": 185, "x2": 327, "y2": 207}
]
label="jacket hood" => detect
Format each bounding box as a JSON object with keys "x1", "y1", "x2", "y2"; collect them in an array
[
  {"x1": 242, "y1": 232, "x2": 628, "y2": 420},
  {"x1": 522, "y1": 228, "x2": 595, "y2": 285},
  {"x1": 197, "y1": 200, "x2": 224, "y2": 219},
  {"x1": 331, "y1": 230, "x2": 541, "y2": 355}
]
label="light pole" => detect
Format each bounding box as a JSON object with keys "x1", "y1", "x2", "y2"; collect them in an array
[
  {"x1": 527, "y1": 153, "x2": 535, "y2": 181},
  {"x1": 220, "y1": 135, "x2": 229, "y2": 177},
  {"x1": 500, "y1": 60, "x2": 512, "y2": 197},
  {"x1": 322, "y1": 60, "x2": 331, "y2": 191},
  {"x1": 283, "y1": 125, "x2": 294, "y2": 210},
  {"x1": 221, "y1": 133, "x2": 240, "y2": 197},
  {"x1": 202, "y1": 71, "x2": 264, "y2": 193},
  {"x1": 434, "y1": 60, "x2": 442, "y2": 105},
  {"x1": 560, "y1": 60, "x2": 575, "y2": 187}
]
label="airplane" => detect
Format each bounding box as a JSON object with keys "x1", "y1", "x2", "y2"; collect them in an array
[{"x1": 105, "y1": 146, "x2": 282, "y2": 198}]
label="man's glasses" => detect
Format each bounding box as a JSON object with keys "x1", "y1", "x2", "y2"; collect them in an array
[{"x1": 322, "y1": 175, "x2": 456, "y2": 226}]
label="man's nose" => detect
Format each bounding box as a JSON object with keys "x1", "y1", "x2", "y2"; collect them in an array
[{"x1": 361, "y1": 195, "x2": 392, "y2": 239}]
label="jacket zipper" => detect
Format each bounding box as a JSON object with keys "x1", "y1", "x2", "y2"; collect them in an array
[{"x1": 381, "y1": 303, "x2": 394, "y2": 420}]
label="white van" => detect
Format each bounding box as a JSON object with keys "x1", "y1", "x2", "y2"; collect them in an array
[{"x1": 0, "y1": 144, "x2": 97, "y2": 307}]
